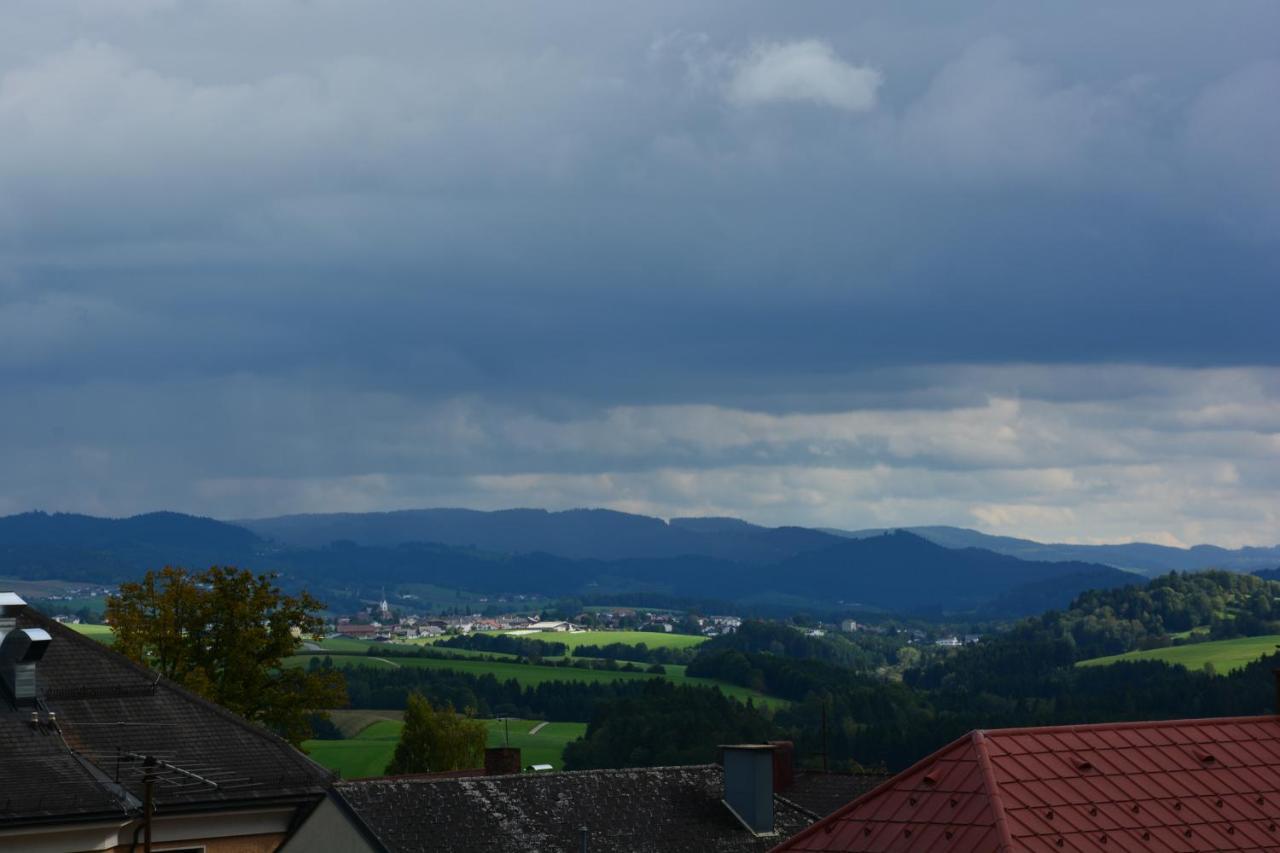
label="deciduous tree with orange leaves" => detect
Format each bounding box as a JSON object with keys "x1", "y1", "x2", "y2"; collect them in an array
[{"x1": 107, "y1": 566, "x2": 347, "y2": 746}]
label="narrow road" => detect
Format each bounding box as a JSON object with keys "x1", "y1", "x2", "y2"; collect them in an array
[{"x1": 528, "y1": 722, "x2": 549, "y2": 735}]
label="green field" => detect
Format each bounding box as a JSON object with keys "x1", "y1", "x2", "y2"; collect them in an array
[
  {"x1": 302, "y1": 715, "x2": 586, "y2": 779},
  {"x1": 402, "y1": 629, "x2": 706, "y2": 653},
  {"x1": 287, "y1": 652, "x2": 783, "y2": 708},
  {"x1": 499, "y1": 630, "x2": 707, "y2": 652},
  {"x1": 302, "y1": 719, "x2": 401, "y2": 779},
  {"x1": 67, "y1": 623, "x2": 115, "y2": 644},
  {"x1": 1077, "y1": 634, "x2": 1280, "y2": 674},
  {"x1": 483, "y1": 719, "x2": 586, "y2": 768}
]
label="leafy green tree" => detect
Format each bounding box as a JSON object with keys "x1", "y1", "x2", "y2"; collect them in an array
[
  {"x1": 106, "y1": 566, "x2": 347, "y2": 745},
  {"x1": 386, "y1": 692, "x2": 487, "y2": 774}
]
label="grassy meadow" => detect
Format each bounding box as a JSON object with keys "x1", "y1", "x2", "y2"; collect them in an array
[
  {"x1": 496, "y1": 629, "x2": 707, "y2": 652},
  {"x1": 1077, "y1": 634, "x2": 1280, "y2": 674},
  {"x1": 302, "y1": 713, "x2": 586, "y2": 779},
  {"x1": 67, "y1": 622, "x2": 115, "y2": 644},
  {"x1": 402, "y1": 629, "x2": 707, "y2": 653}
]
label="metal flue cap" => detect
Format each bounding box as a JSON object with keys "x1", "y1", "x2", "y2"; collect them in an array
[
  {"x1": 0, "y1": 593, "x2": 26, "y2": 619},
  {"x1": 0, "y1": 628, "x2": 51, "y2": 665}
]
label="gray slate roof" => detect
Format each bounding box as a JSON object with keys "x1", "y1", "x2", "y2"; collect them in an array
[
  {"x1": 781, "y1": 771, "x2": 890, "y2": 819},
  {"x1": 0, "y1": 611, "x2": 331, "y2": 828},
  {"x1": 336, "y1": 764, "x2": 889, "y2": 853}
]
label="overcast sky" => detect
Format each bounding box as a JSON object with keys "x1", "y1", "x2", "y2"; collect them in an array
[{"x1": 2, "y1": 1, "x2": 1278, "y2": 546}]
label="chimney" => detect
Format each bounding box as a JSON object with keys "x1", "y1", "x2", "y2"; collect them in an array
[
  {"x1": 1273, "y1": 669, "x2": 1280, "y2": 714},
  {"x1": 770, "y1": 740, "x2": 795, "y2": 792},
  {"x1": 0, "y1": 593, "x2": 51, "y2": 706},
  {"x1": 484, "y1": 746, "x2": 521, "y2": 776},
  {"x1": 720, "y1": 744, "x2": 776, "y2": 835}
]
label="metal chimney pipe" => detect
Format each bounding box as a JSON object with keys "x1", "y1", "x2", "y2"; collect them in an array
[
  {"x1": 1272, "y1": 668, "x2": 1280, "y2": 714},
  {"x1": 0, "y1": 594, "x2": 50, "y2": 706},
  {"x1": 578, "y1": 826, "x2": 588, "y2": 853},
  {"x1": 720, "y1": 744, "x2": 776, "y2": 835}
]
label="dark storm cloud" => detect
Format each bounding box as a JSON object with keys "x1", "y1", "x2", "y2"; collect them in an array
[{"x1": 1, "y1": 1, "x2": 1278, "y2": 543}]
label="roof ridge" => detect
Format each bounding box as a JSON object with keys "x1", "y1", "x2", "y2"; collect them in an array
[
  {"x1": 976, "y1": 713, "x2": 1280, "y2": 738},
  {"x1": 338, "y1": 762, "x2": 723, "y2": 787},
  {"x1": 971, "y1": 730, "x2": 1014, "y2": 853},
  {"x1": 30, "y1": 612, "x2": 332, "y2": 784}
]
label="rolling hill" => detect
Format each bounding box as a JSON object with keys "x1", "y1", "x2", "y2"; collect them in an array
[
  {"x1": 826, "y1": 524, "x2": 1280, "y2": 575},
  {"x1": 0, "y1": 511, "x2": 262, "y2": 581},
  {"x1": 235, "y1": 507, "x2": 842, "y2": 563},
  {"x1": 0, "y1": 510, "x2": 1167, "y2": 614}
]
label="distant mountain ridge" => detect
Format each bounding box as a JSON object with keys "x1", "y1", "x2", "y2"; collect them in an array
[
  {"x1": 824, "y1": 525, "x2": 1280, "y2": 575},
  {"x1": 262, "y1": 530, "x2": 1136, "y2": 616},
  {"x1": 237, "y1": 507, "x2": 1279, "y2": 574},
  {"x1": 0, "y1": 510, "x2": 1138, "y2": 616},
  {"x1": 235, "y1": 507, "x2": 842, "y2": 563},
  {"x1": 0, "y1": 511, "x2": 261, "y2": 581}
]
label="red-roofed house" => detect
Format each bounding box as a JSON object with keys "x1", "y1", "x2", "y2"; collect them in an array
[{"x1": 771, "y1": 715, "x2": 1280, "y2": 852}]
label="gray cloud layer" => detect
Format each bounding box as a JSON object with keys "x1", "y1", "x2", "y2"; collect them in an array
[{"x1": 1, "y1": 1, "x2": 1277, "y2": 545}]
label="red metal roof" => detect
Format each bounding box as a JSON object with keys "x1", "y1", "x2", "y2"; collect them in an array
[{"x1": 771, "y1": 715, "x2": 1280, "y2": 852}]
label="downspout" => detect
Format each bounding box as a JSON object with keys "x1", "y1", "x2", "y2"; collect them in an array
[{"x1": 128, "y1": 819, "x2": 145, "y2": 853}]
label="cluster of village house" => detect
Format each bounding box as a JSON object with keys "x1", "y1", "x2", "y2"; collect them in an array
[
  {"x1": 329, "y1": 596, "x2": 743, "y2": 642},
  {"x1": 325, "y1": 597, "x2": 981, "y2": 653}
]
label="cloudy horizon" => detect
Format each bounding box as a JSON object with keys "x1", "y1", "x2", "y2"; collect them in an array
[{"x1": 2, "y1": 2, "x2": 1278, "y2": 547}]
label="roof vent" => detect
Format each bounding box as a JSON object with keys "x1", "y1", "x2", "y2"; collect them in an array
[{"x1": 0, "y1": 593, "x2": 51, "y2": 706}]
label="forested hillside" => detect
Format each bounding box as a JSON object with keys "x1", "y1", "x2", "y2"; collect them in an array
[
  {"x1": 0, "y1": 511, "x2": 260, "y2": 580},
  {"x1": 567, "y1": 573, "x2": 1280, "y2": 772}
]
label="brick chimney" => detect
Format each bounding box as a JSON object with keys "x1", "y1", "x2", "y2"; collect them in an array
[
  {"x1": 770, "y1": 740, "x2": 795, "y2": 792},
  {"x1": 485, "y1": 746, "x2": 521, "y2": 775},
  {"x1": 0, "y1": 593, "x2": 51, "y2": 706}
]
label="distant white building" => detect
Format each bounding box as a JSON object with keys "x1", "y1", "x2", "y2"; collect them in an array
[
  {"x1": 528, "y1": 621, "x2": 572, "y2": 632},
  {"x1": 840, "y1": 619, "x2": 859, "y2": 633},
  {"x1": 935, "y1": 636, "x2": 962, "y2": 648}
]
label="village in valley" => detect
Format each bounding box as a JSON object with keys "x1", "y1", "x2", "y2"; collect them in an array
[{"x1": 329, "y1": 592, "x2": 745, "y2": 642}]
